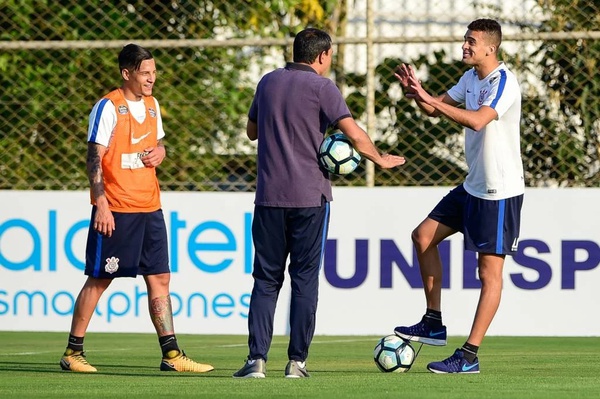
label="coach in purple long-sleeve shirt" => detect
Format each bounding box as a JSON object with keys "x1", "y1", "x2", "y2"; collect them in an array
[{"x1": 233, "y1": 28, "x2": 405, "y2": 379}]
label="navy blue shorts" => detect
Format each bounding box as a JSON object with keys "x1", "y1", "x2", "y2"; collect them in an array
[
  {"x1": 428, "y1": 185, "x2": 524, "y2": 255},
  {"x1": 85, "y1": 207, "x2": 170, "y2": 278}
]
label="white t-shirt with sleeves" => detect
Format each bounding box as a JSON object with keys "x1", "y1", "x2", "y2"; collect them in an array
[
  {"x1": 447, "y1": 62, "x2": 525, "y2": 200},
  {"x1": 87, "y1": 97, "x2": 165, "y2": 146}
]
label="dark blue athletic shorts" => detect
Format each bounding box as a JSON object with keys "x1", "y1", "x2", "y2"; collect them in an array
[
  {"x1": 85, "y1": 207, "x2": 170, "y2": 278},
  {"x1": 428, "y1": 184, "x2": 524, "y2": 255}
]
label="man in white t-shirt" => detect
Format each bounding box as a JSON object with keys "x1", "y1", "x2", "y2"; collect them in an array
[{"x1": 393, "y1": 19, "x2": 524, "y2": 373}]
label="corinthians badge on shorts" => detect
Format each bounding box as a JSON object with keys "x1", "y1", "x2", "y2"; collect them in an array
[{"x1": 105, "y1": 256, "x2": 120, "y2": 274}]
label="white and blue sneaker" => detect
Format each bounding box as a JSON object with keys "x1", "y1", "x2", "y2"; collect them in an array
[
  {"x1": 394, "y1": 317, "x2": 447, "y2": 346},
  {"x1": 427, "y1": 349, "x2": 480, "y2": 374}
]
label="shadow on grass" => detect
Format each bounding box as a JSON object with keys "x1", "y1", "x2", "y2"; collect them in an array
[
  {"x1": 0, "y1": 360, "x2": 431, "y2": 378},
  {"x1": 0, "y1": 361, "x2": 229, "y2": 377}
]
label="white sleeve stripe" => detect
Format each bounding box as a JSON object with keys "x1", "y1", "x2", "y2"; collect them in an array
[{"x1": 89, "y1": 98, "x2": 111, "y2": 143}]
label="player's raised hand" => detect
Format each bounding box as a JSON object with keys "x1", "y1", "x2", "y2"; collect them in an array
[
  {"x1": 405, "y1": 72, "x2": 435, "y2": 105},
  {"x1": 394, "y1": 64, "x2": 415, "y2": 93}
]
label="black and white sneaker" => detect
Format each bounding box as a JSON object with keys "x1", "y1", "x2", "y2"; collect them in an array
[
  {"x1": 233, "y1": 358, "x2": 266, "y2": 378},
  {"x1": 285, "y1": 360, "x2": 310, "y2": 378}
]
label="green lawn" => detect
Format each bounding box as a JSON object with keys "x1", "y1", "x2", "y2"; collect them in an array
[{"x1": 0, "y1": 332, "x2": 598, "y2": 398}]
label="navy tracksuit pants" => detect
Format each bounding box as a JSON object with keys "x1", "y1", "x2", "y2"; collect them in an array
[{"x1": 247, "y1": 201, "x2": 330, "y2": 362}]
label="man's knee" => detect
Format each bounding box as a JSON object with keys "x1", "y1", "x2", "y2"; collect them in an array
[
  {"x1": 83, "y1": 276, "x2": 113, "y2": 291},
  {"x1": 145, "y1": 272, "x2": 171, "y2": 289},
  {"x1": 411, "y1": 226, "x2": 431, "y2": 252}
]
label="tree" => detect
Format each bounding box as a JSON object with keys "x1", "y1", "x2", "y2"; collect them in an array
[
  {"x1": 508, "y1": 0, "x2": 600, "y2": 186},
  {"x1": 344, "y1": 1, "x2": 600, "y2": 187},
  {"x1": 344, "y1": 51, "x2": 468, "y2": 186},
  {"x1": 0, "y1": 0, "x2": 339, "y2": 190}
]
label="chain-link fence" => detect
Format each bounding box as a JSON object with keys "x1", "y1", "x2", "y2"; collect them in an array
[{"x1": 1, "y1": 1, "x2": 599, "y2": 191}]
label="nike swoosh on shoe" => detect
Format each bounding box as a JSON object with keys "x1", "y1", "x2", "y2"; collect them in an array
[{"x1": 462, "y1": 363, "x2": 479, "y2": 372}]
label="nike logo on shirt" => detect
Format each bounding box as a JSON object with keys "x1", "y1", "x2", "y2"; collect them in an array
[{"x1": 131, "y1": 132, "x2": 151, "y2": 144}]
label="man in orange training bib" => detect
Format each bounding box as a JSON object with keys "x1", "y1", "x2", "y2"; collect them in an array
[{"x1": 59, "y1": 44, "x2": 213, "y2": 374}]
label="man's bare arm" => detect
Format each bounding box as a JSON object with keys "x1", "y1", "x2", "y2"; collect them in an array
[
  {"x1": 86, "y1": 142, "x2": 114, "y2": 236},
  {"x1": 86, "y1": 142, "x2": 108, "y2": 202}
]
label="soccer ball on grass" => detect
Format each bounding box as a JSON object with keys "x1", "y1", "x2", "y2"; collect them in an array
[
  {"x1": 373, "y1": 334, "x2": 416, "y2": 373},
  {"x1": 318, "y1": 132, "x2": 361, "y2": 175}
]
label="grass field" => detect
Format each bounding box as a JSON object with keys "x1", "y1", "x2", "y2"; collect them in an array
[{"x1": 0, "y1": 332, "x2": 598, "y2": 398}]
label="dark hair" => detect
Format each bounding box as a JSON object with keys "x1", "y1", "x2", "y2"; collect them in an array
[
  {"x1": 293, "y1": 28, "x2": 332, "y2": 64},
  {"x1": 468, "y1": 19, "x2": 502, "y2": 47},
  {"x1": 118, "y1": 43, "x2": 153, "y2": 72}
]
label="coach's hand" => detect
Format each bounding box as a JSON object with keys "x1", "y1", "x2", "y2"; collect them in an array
[{"x1": 377, "y1": 153, "x2": 406, "y2": 169}]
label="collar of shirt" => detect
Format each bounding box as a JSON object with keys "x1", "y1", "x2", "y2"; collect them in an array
[{"x1": 285, "y1": 62, "x2": 317, "y2": 74}]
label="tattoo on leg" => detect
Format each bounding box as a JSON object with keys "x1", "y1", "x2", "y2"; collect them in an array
[{"x1": 150, "y1": 295, "x2": 175, "y2": 335}]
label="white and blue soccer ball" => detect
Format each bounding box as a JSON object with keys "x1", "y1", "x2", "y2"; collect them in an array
[
  {"x1": 373, "y1": 334, "x2": 416, "y2": 373},
  {"x1": 318, "y1": 132, "x2": 361, "y2": 175}
]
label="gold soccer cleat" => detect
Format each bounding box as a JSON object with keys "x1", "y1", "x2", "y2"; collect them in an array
[
  {"x1": 60, "y1": 349, "x2": 98, "y2": 372},
  {"x1": 160, "y1": 350, "x2": 214, "y2": 373}
]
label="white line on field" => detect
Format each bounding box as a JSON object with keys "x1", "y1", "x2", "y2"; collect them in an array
[{"x1": 4, "y1": 338, "x2": 376, "y2": 356}]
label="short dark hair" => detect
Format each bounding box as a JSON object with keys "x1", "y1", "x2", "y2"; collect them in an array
[
  {"x1": 468, "y1": 19, "x2": 502, "y2": 47},
  {"x1": 293, "y1": 28, "x2": 332, "y2": 64},
  {"x1": 118, "y1": 44, "x2": 153, "y2": 72}
]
